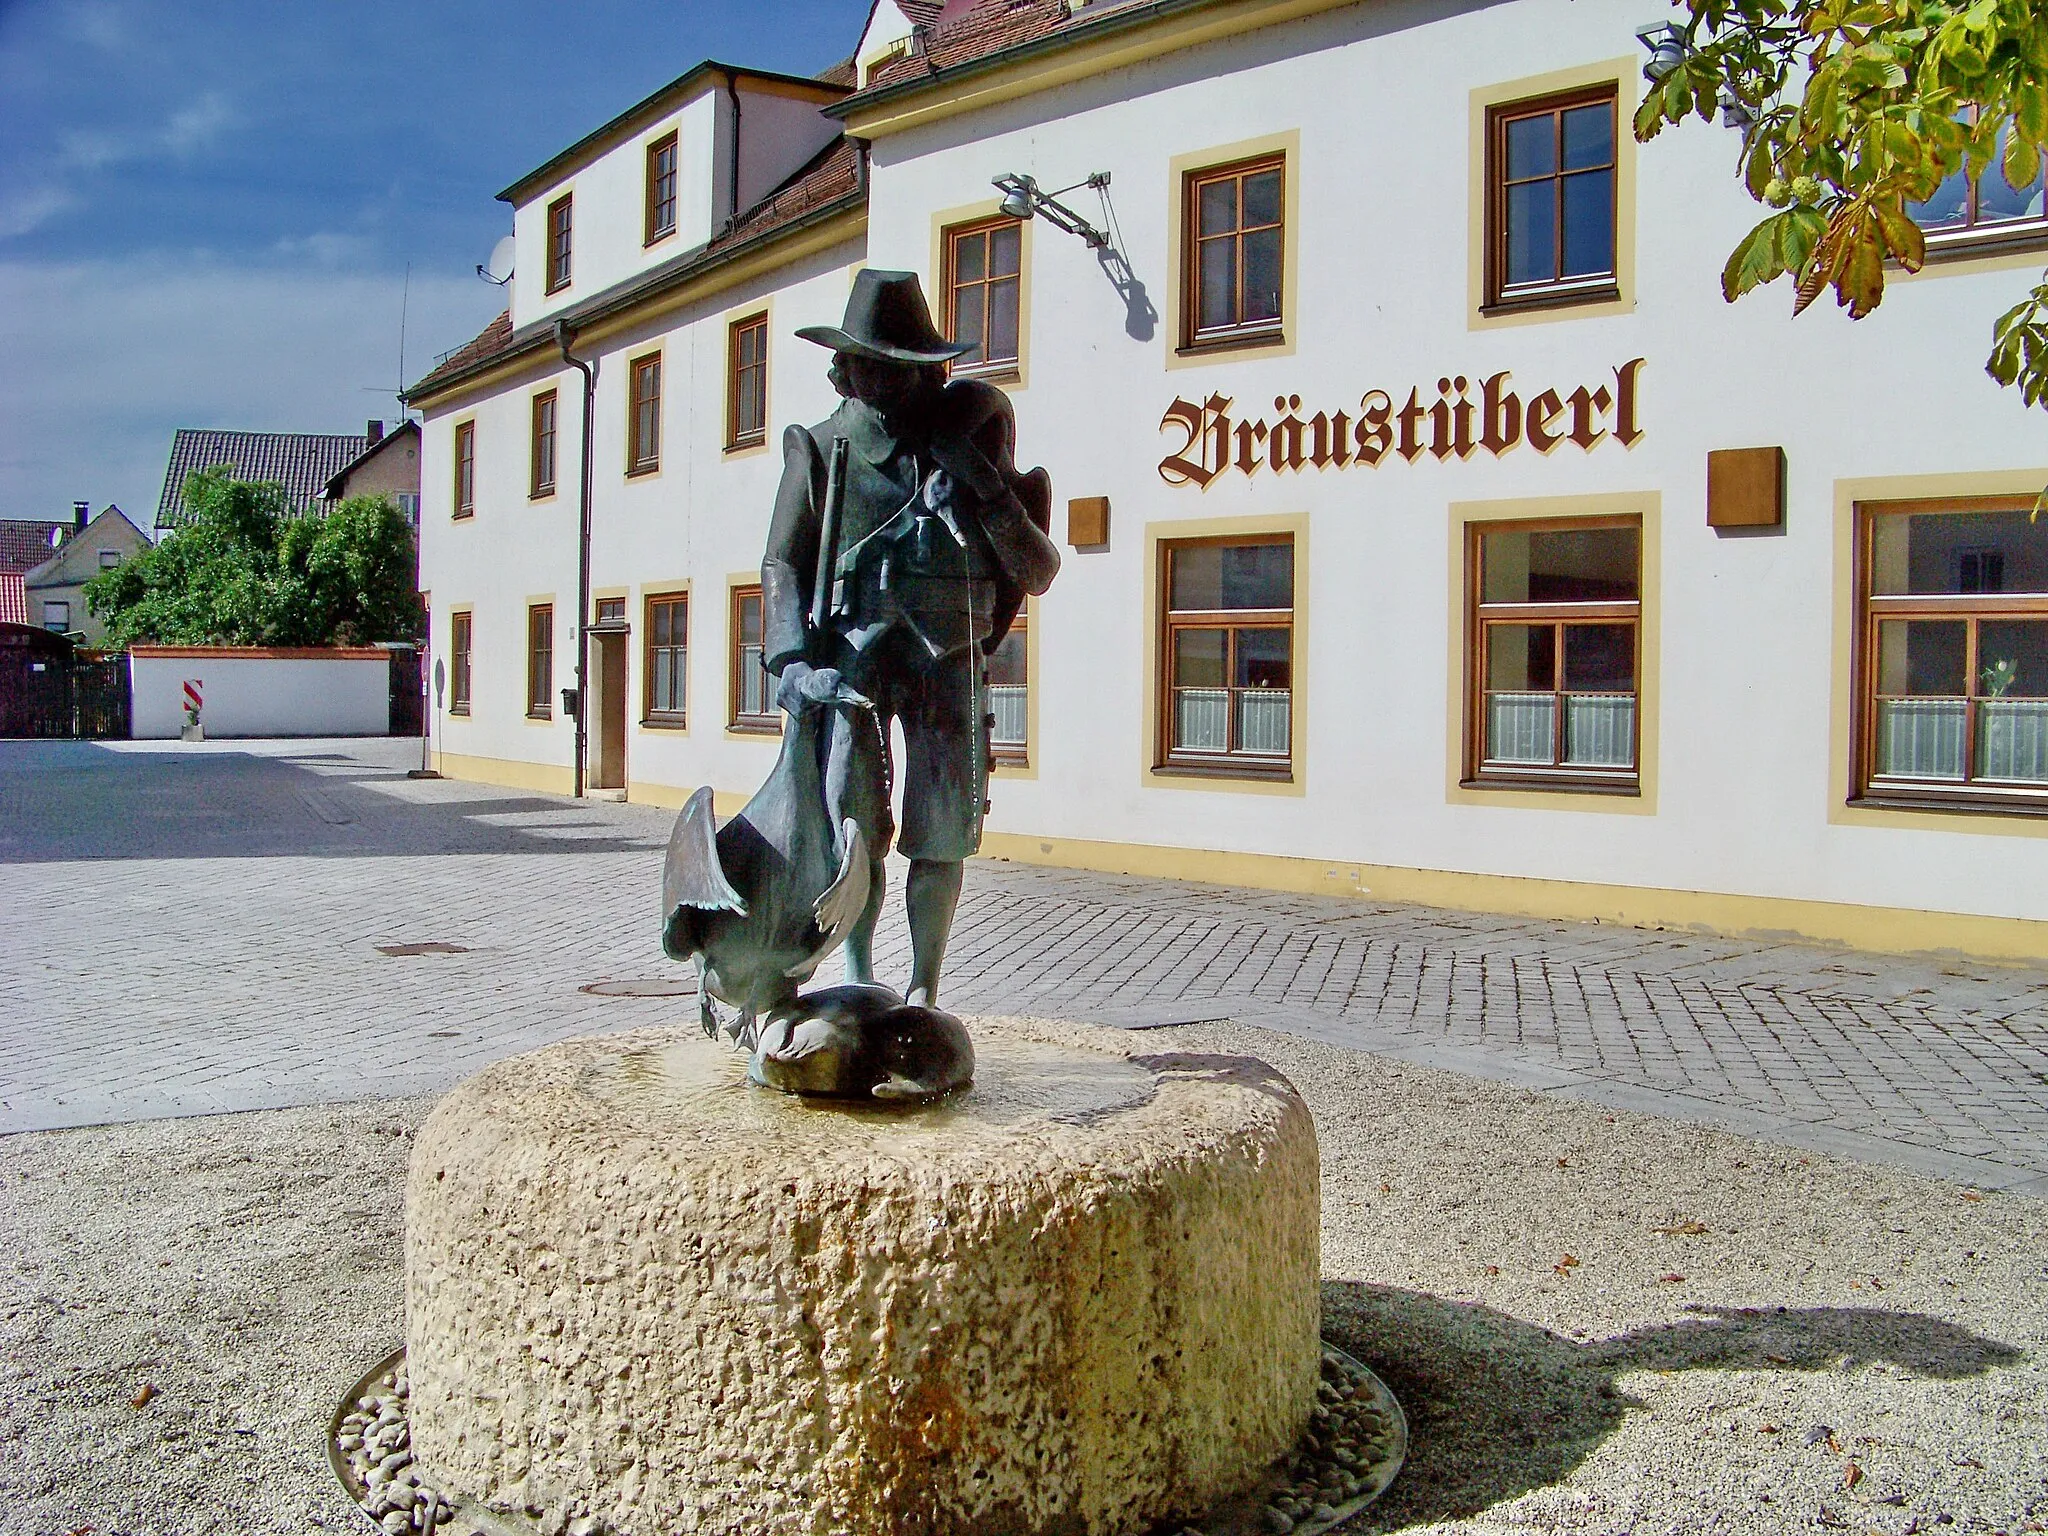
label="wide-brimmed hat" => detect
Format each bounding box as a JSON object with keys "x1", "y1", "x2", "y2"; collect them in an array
[{"x1": 796, "y1": 269, "x2": 974, "y2": 364}]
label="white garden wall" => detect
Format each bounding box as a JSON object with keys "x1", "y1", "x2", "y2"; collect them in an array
[{"x1": 130, "y1": 647, "x2": 391, "y2": 739}]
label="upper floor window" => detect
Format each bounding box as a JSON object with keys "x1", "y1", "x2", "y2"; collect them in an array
[
  {"x1": 1183, "y1": 156, "x2": 1285, "y2": 349},
  {"x1": 1907, "y1": 111, "x2": 2045, "y2": 249},
  {"x1": 727, "y1": 314, "x2": 768, "y2": 450},
  {"x1": 98, "y1": 549, "x2": 122, "y2": 568},
  {"x1": 645, "y1": 132, "x2": 679, "y2": 246},
  {"x1": 1467, "y1": 518, "x2": 1641, "y2": 790},
  {"x1": 42, "y1": 601, "x2": 69, "y2": 633},
  {"x1": 394, "y1": 492, "x2": 420, "y2": 526},
  {"x1": 1857, "y1": 497, "x2": 2048, "y2": 810},
  {"x1": 546, "y1": 193, "x2": 573, "y2": 293},
  {"x1": 453, "y1": 421, "x2": 476, "y2": 519},
  {"x1": 1159, "y1": 537, "x2": 1293, "y2": 776},
  {"x1": 646, "y1": 593, "x2": 688, "y2": 725},
  {"x1": 730, "y1": 585, "x2": 776, "y2": 731},
  {"x1": 945, "y1": 216, "x2": 1022, "y2": 376},
  {"x1": 1486, "y1": 86, "x2": 1618, "y2": 310},
  {"x1": 449, "y1": 611, "x2": 473, "y2": 715},
  {"x1": 530, "y1": 389, "x2": 557, "y2": 499},
  {"x1": 628, "y1": 353, "x2": 661, "y2": 475}
]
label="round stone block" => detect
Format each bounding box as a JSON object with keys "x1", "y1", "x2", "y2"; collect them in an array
[{"x1": 405, "y1": 1018, "x2": 1321, "y2": 1536}]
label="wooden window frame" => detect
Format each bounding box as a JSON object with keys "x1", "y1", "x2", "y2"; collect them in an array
[
  {"x1": 1156, "y1": 534, "x2": 1295, "y2": 780},
  {"x1": 449, "y1": 611, "x2": 472, "y2": 716},
  {"x1": 728, "y1": 584, "x2": 777, "y2": 733},
  {"x1": 943, "y1": 215, "x2": 1024, "y2": 379},
  {"x1": 1484, "y1": 84, "x2": 1621, "y2": 313},
  {"x1": 627, "y1": 351, "x2": 662, "y2": 476},
  {"x1": 1463, "y1": 515, "x2": 1642, "y2": 793},
  {"x1": 644, "y1": 132, "x2": 679, "y2": 247},
  {"x1": 725, "y1": 315, "x2": 768, "y2": 452},
  {"x1": 644, "y1": 592, "x2": 688, "y2": 727},
  {"x1": 545, "y1": 193, "x2": 573, "y2": 293},
  {"x1": 529, "y1": 390, "x2": 557, "y2": 499},
  {"x1": 1909, "y1": 109, "x2": 2048, "y2": 259},
  {"x1": 987, "y1": 609, "x2": 1029, "y2": 764},
  {"x1": 1180, "y1": 154, "x2": 1288, "y2": 353},
  {"x1": 526, "y1": 603, "x2": 554, "y2": 719},
  {"x1": 452, "y1": 421, "x2": 476, "y2": 519},
  {"x1": 1851, "y1": 494, "x2": 2048, "y2": 815}
]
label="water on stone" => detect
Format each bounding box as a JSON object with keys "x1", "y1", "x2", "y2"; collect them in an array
[{"x1": 579, "y1": 1030, "x2": 1157, "y2": 1143}]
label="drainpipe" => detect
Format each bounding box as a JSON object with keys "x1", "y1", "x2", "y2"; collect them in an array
[
  {"x1": 723, "y1": 70, "x2": 743, "y2": 228},
  {"x1": 554, "y1": 318, "x2": 597, "y2": 799}
]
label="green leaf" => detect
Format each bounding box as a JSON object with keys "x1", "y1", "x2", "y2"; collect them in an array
[
  {"x1": 1746, "y1": 131, "x2": 1778, "y2": 197},
  {"x1": 1723, "y1": 217, "x2": 1788, "y2": 301},
  {"x1": 1872, "y1": 196, "x2": 1928, "y2": 269},
  {"x1": 2003, "y1": 131, "x2": 2041, "y2": 195}
]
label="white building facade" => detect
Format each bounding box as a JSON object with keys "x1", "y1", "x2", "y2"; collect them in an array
[{"x1": 409, "y1": 0, "x2": 2048, "y2": 961}]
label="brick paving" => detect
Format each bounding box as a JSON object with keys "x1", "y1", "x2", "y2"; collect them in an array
[{"x1": 2, "y1": 737, "x2": 2044, "y2": 1195}]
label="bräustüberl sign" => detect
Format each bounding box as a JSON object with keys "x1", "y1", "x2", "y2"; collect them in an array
[{"x1": 1157, "y1": 359, "x2": 1646, "y2": 487}]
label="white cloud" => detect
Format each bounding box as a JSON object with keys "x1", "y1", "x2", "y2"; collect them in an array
[
  {"x1": 162, "y1": 91, "x2": 232, "y2": 156},
  {"x1": 64, "y1": 2, "x2": 130, "y2": 51},
  {"x1": 0, "y1": 187, "x2": 78, "y2": 239},
  {"x1": 269, "y1": 231, "x2": 375, "y2": 267},
  {"x1": 0, "y1": 254, "x2": 507, "y2": 522}
]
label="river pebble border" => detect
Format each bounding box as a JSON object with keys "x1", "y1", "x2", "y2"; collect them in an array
[{"x1": 328, "y1": 1342, "x2": 1405, "y2": 1536}]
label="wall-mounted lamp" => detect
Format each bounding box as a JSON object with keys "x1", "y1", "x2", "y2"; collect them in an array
[
  {"x1": 991, "y1": 172, "x2": 1112, "y2": 248},
  {"x1": 1635, "y1": 21, "x2": 1755, "y2": 129},
  {"x1": 1635, "y1": 22, "x2": 1687, "y2": 82}
]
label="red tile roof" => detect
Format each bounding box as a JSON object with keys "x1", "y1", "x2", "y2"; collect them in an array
[
  {"x1": 0, "y1": 521, "x2": 68, "y2": 575},
  {"x1": 708, "y1": 137, "x2": 863, "y2": 256},
  {"x1": 862, "y1": 0, "x2": 1070, "y2": 91},
  {"x1": 0, "y1": 572, "x2": 25, "y2": 626}
]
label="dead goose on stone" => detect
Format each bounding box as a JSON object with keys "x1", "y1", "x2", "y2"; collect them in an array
[{"x1": 661, "y1": 688, "x2": 871, "y2": 1049}]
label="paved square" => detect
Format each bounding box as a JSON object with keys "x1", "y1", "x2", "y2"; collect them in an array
[{"x1": 3, "y1": 737, "x2": 2044, "y2": 1193}]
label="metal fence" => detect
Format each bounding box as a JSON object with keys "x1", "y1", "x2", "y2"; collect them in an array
[{"x1": 0, "y1": 647, "x2": 129, "y2": 739}]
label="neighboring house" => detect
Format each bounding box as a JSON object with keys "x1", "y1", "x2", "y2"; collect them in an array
[
  {"x1": 320, "y1": 419, "x2": 423, "y2": 526},
  {"x1": 154, "y1": 427, "x2": 375, "y2": 530},
  {"x1": 406, "y1": 0, "x2": 2048, "y2": 963},
  {"x1": 23, "y1": 504, "x2": 151, "y2": 645}
]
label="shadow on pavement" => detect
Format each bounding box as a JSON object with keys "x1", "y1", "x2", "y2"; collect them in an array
[
  {"x1": 0, "y1": 741, "x2": 672, "y2": 862},
  {"x1": 1325, "y1": 1280, "x2": 2025, "y2": 1529}
]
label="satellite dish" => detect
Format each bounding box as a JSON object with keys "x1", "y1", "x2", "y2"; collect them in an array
[{"x1": 478, "y1": 235, "x2": 515, "y2": 286}]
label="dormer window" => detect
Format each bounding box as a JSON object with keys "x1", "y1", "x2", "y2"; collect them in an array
[
  {"x1": 546, "y1": 193, "x2": 573, "y2": 293},
  {"x1": 646, "y1": 133, "x2": 679, "y2": 246}
]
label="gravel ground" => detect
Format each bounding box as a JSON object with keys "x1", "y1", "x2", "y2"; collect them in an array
[{"x1": 1, "y1": 1022, "x2": 2043, "y2": 1536}]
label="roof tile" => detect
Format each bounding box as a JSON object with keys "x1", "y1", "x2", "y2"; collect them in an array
[
  {"x1": 155, "y1": 430, "x2": 370, "y2": 530},
  {"x1": 862, "y1": 0, "x2": 1070, "y2": 91},
  {"x1": 0, "y1": 521, "x2": 69, "y2": 575},
  {"x1": 0, "y1": 572, "x2": 25, "y2": 626}
]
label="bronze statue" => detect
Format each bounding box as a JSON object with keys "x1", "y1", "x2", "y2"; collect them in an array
[{"x1": 662, "y1": 270, "x2": 1059, "y2": 1101}]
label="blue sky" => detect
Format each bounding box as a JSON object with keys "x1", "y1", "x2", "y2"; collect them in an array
[{"x1": 0, "y1": 0, "x2": 861, "y2": 525}]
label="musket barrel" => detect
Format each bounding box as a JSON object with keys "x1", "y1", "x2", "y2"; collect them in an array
[{"x1": 812, "y1": 437, "x2": 851, "y2": 637}]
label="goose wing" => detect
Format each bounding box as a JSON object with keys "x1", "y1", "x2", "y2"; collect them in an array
[{"x1": 663, "y1": 788, "x2": 747, "y2": 960}]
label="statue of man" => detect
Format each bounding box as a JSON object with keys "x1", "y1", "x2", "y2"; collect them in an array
[{"x1": 761, "y1": 269, "x2": 1060, "y2": 1007}]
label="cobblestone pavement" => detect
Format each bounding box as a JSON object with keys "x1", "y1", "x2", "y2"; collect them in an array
[{"x1": 4, "y1": 737, "x2": 2045, "y2": 1194}]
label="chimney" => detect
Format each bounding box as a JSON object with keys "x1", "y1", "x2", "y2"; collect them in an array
[
  {"x1": 72, "y1": 500, "x2": 89, "y2": 533},
  {"x1": 366, "y1": 420, "x2": 385, "y2": 446}
]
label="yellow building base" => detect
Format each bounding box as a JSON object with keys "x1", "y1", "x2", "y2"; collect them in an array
[{"x1": 433, "y1": 752, "x2": 2046, "y2": 964}]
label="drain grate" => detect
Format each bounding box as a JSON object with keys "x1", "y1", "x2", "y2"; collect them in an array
[
  {"x1": 580, "y1": 978, "x2": 698, "y2": 998},
  {"x1": 377, "y1": 942, "x2": 471, "y2": 958}
]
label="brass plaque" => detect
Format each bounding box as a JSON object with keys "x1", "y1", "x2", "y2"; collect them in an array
[
  {"x1": 1707, "y1": 446, "x2": 1785, "y2": 528},
  {"x1": 1068, "y1": 496, "x2": 1110, "y2": 548}
]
